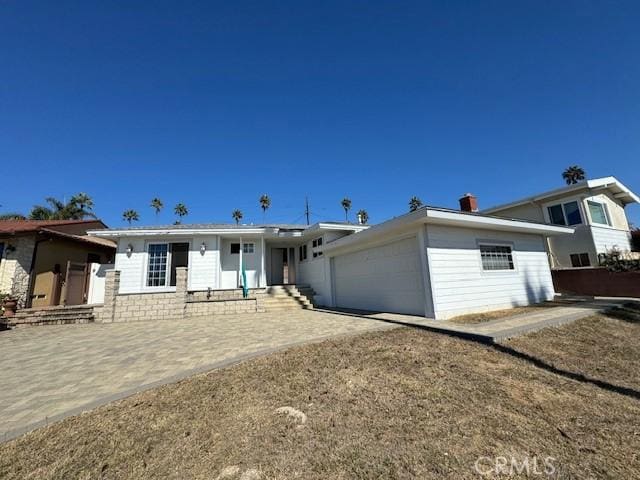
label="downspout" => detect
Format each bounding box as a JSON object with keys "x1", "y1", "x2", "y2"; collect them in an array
[{"x1": 238, "y1": 236, "x2": 243, "y2": 288}]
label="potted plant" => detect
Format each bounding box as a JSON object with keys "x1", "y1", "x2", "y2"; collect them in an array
[{"x1": 1, "y1": 294, "x2": 18, "y2": 318}]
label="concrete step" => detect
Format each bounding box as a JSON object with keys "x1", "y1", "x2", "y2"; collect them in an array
[{"x1": 5, "y1": 305, "x2": 96, "y2": 327}]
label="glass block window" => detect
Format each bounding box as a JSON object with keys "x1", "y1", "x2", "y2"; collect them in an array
[
  {"x1": 480, "y1": 245, "x2": 514, "y2": 271},
  {"x1": 147, "y1": 244, "x2": 169, "y2": 286},
  {"x1": 588, "y1": 201, "x2": 610, "y2": 225}
]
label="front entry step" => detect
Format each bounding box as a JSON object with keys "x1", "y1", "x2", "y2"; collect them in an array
[
  {"x1": 2, "y1": 305, "x2": 96, "y2": 328},
  {"x1": 265, "y1": 285, "x2": 316, "y2": 311}
]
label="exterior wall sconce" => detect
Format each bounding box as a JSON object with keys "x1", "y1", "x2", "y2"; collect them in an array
[
  {"x1": 125, "y1": 244, "x2": 134, "y2": 257},
  {"x1": 200, "y1": 242, "x2": 207, "y2": 255}
]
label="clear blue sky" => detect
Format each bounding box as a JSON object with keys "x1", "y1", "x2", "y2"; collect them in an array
[{"x1": 1, "y1": 1, "x2": 639, "y2": 227}]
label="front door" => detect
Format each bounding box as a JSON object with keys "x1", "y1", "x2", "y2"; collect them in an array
[
  {"x1": 270, "y1": 248, "x2": 285, "y2": 284},
  {"x1": 63, "y1": 262, "x2": 89, "y2": 306}
]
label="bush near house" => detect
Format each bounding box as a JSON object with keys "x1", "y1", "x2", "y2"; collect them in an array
[{"x1": 599, "y1": 251, "x2": 640, "y2": 272}]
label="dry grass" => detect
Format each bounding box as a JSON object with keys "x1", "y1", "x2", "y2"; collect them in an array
[
  {"x1": 448, "y1": 303, "x2": 557, "y2": 324},
  {"x1": 1, "y1": 315, "x2": 639, "y2": 479}
]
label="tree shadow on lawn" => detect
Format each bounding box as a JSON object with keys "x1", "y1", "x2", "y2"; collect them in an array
[{"x1": 314, "y1": 308, "x2": 640, "y2": 402}]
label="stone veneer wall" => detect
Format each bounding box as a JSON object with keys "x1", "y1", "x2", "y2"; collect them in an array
[
  {"x1": 98, "y1": 267, "x2": 266, "y2": 323},
  {"x1": 0, "y1": 236, "x2": 36, "y2": 308}
]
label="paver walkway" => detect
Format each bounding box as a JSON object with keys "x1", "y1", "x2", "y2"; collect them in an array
[
  {"x1": 0, "y1": 299, "x2": 625, "y2": 443},
  {"x1": 0, "y1": 310, "x2": 391, "y2": 442}
]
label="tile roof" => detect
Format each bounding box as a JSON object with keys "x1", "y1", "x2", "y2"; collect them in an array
[{"x1": 0, "y1": 220, "x2": 105, "y2": 234}]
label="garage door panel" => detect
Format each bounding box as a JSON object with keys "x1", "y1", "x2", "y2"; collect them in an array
[{"x1": 333, "y1": 237, "x2": 426, "y2": 315}]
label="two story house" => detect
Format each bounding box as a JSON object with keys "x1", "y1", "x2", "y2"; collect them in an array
[{"x1": 482, "y1": 177, "x2": 639, "y2": 268}]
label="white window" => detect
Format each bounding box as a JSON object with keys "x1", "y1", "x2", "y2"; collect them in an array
[
  {"x1": 587, "y1": 201, "x2": 610, "y2": 226},
  {"x1": 230, "y1": 243, "x2": 255, "y2": 254},
  {"x1": 547, "y1": 201, "x2": 582, "y2": 226},
  {"x1": 146, "y1": 242, "x2": 189, "y2": 287},
  {"x1": 312, "y1": 237, "x2": 323, "y2": 258},
  {"x1": 480, "y1": 244, "x2": 514, "y2": 271}
]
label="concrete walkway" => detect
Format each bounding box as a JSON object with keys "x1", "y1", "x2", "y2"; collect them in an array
[
  {"x1": 0, "y1": 310, "x2": 391, "y2": 443},
  {"x1": 318, "y1": 298, "x2": 625, "y2": 343}
]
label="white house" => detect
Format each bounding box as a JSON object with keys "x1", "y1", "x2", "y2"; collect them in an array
[
  {"x1": 90, "y1": 205, "x2": 572, "y2": 321},
  {"x1": 482, "y1": 177, "x2": 639, "y2": 269}
]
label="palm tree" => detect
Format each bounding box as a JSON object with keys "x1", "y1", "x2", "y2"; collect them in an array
[
  {"x1": 122, "y1": 209, "x2": 139, "y2": 225},
  {"x1": 174, "y1": 203, "x2": 188, "y2": 224},
  {"x1": 70, "y1": 192, "x2": 93, "y2": 212},
  {"x1": 150, "y1": 198, "x2": 163, "y2": 220},
  {"x1": 28, "y1": 195, "x2": 96, "y2": 220},
  {"x1": 357, "y1": 209, "x2": 369, "y2": 224},
  {"x1": 0, "y1": 213, "x2": 26, "y2": 220},
  {"x1": 259, "y1": 194, "x2": 271, "y2": 221},
  {"x1": 232, "y1": 209, "x2": 243, "y2": 225},
  {"x1": 409, "y1": 196, "x2": 423, "y2": 212},
  {"x1": 341, "y1": 197, "x2": 352, "y2": 222},
  {"x1": 562, "y1": 165, "x2": 586, "y2": 185}
]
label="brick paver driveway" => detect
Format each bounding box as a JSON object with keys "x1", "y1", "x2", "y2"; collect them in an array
[{"x1": 0, "y1": 310, "x2": 390, "y2": 442}]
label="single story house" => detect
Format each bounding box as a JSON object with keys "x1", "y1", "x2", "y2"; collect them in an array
[
  {"x1": 482, "y1": 176, "x2": 639, "y2": 268},
  {"x1": 90, "y1": 201, "x2": 572, "y2": 321},
  {"x1": 0, "y1": 220, "x2": 116, "y2": 308}
]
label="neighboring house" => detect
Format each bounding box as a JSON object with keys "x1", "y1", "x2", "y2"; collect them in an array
[
  {"x1": 482, "y1": 177, "x2": 639, "y2": 269},
  {"x1": 90, "y1": 204, "x2": 572, "y2": 321},
  {"x1": 0, "y1": 220, "x2": 116, "y2": 308}
]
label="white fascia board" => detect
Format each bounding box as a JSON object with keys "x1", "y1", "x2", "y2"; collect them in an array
[
  {"x1": 89, "y1": 228, "x2": 276, "y2": 237},
  {"x1": 484, "y1": 176, "x2": 639, "y2": 214},
  {"x1": 323, "y1": 207, "x2": 573, "y2": 256},
  {"x1": 424, "y1": 209, "x2": 574, "y2": 235}
]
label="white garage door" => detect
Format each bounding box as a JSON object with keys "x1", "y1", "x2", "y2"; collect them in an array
[{"x1": 332, "y1": 236, "x2": 427, "y2": 315}]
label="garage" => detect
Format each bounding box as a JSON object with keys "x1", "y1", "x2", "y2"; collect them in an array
[{"x1": 332, "y1": 236, "x2": 427, "y2": 315}]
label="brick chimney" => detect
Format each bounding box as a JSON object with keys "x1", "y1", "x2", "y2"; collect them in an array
[{"x1": 459, "y1": 193, "x2": 478, "y2": 213}]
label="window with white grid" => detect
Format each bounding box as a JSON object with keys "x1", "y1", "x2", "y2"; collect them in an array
[
  {"x1": 479, "y1": 245, "x2": 514, "y2": 271},
  {"x1": 147, "y1": 243, "x2": 169, "y2": 286}
]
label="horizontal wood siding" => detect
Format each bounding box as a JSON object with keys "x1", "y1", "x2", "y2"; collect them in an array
[
  {"x1": 590, "y1": 226, "x2": 632, "y2": 253},
  {"x1": 426, "y1": 225, "x2": 555, "y2": 319}
]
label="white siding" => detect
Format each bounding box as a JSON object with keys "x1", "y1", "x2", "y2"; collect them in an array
[
  {"x1": 591, "y1": 226, "x2": 632, "y2": 253},
  {"x1": 296, "y1": 231, "x2": 351, "y2": 305},
  {"x1": 188, "y1": 235, "x2": 220, "y2": 290},
  {"x1": 114, "y1": 238, "x2": 147, "y2": 294},
  {"x1": 426, "y1": 225, "x2": 555, "y2": 319},
  {"x1": 547, "y1": 225, "x2": 597, "y2": 268},
  {"x1": 114, "y1": 235, "x2": 221, "y2": 293},
  {"x1": 297, "y1": 256, "x2": 331, "y2": 305},
  {"x1": 220, "y1": 238, "x2": 262, "y2": 289},
  {"x1": 332, "y1": 236, "x2": 426, "y2": 315}
]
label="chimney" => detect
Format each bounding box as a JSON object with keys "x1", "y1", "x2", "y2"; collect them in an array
[{"x1": 459, "y1": 193, "x2": 478, "y2": 213}]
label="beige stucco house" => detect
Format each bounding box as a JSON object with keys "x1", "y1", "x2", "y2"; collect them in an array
[
  {"x1": 0, "y1": 220, "x2": 115, "y2": 308},
  {"x1": 482, "y1": 177, "x2": 639, "y2": 268}
]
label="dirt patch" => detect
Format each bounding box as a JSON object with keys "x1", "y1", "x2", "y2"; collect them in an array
[
  {"x1": 448, "y1": 303, "x2": 557, "y2": 324},
  {"x1": 1, "y1": 317, "x2": 639, "y2": 479}
]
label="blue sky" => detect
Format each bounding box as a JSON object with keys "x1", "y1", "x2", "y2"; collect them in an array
[{"x1": 1, "y1": 1, "x2": 639, "y2": 227}]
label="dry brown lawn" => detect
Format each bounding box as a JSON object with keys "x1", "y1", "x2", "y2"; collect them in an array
[
  {"x1": 1, "y1": 314, "x2": 639, "y2": 479},
  {"x1": 448, "y1": 303, "x2": 557, "y2": 324}
]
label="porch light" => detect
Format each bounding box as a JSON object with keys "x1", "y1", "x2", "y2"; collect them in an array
[
  {"x1": 125, "y1": 244, "x2": 133, "y2": 256},
  {"x1": 200, "y1": 242, "x2": 206, "y2": 255}
]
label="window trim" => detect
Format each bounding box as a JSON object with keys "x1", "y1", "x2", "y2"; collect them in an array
[
  {"x1": 546, "y1": 200, "x2": 583, "y2": 226},
  {"x1": 586, "y1": 200, "x2": 611, "y2": 226},
  {"x1": 230, "y1": 242, "x2": 255, "y2": 254},
  {"x1": 570, "y1": 252, "x2": 591, "y2": 268},
  {"x1": 477, "y1": 241, "x2": 517, "y2": 273},
  {"x1": 143, "y1": 241, "x2": 191, "y2": 290}
]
